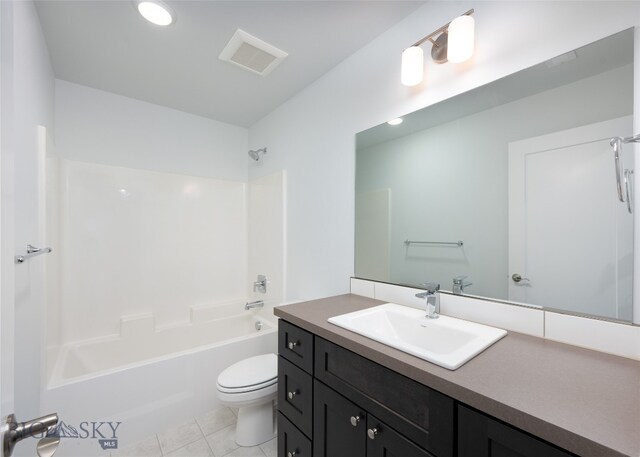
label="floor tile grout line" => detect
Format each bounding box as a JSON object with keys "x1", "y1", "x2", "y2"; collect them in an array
[
  {"x1": 194, "y1": 417, "x2": 217, "y2": 456},
  {"x1": 155, "y1": 433, "x2": 163, "y2": 456}
]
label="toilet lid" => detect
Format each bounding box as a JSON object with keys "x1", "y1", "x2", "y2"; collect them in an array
[{"x1": 217, "y1": 353, "x2": 277, "y2": 390}]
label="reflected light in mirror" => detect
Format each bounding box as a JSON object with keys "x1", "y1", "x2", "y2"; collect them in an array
[
  {"x1": 401, "y1": 46, "x2": 424, "y2": 86},
  {"x1": 447, "y1": 15, "x2": 475, "y2": 63}
]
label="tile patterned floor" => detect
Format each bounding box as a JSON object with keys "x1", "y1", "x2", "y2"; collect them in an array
[{"x1": 112, "y1": 407, "x2": 276, "y2": 457}]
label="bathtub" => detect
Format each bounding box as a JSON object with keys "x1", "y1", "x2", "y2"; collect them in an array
[{"x1": 42, "y1": 311, "x2": 278, "y2": 456}]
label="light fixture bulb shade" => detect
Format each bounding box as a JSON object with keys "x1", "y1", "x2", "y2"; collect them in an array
[
  {"x1": 447, "y1": 15, "x2": 475, "y2": 63},
  {"x1": 401, "y1": 46, "x2": 424, "y2": 86}
]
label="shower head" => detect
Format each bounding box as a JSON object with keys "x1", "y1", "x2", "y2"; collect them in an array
[{"x1": 248, "y1": 147, "x2": 267, "y2": 162}]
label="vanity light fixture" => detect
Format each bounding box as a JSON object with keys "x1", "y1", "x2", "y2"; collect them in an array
[
  {"x1": 135, "y1": 0, "x2": 175, "y2": 26},
  {"x1": 401, "y1": 9, "x2": 475, "y2": 87},
  {"x1": 387, "y1": 118, "x2": 403, "y2": 126}
]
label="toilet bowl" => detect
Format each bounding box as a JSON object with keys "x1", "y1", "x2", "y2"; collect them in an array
[{"x1": 216, "y1": 353, "x2": 277, "y2": 447}]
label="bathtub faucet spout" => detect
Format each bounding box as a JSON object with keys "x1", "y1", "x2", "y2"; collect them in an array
[{"x1": 245, "y1": 300, "x2": 264, "y2": 310}]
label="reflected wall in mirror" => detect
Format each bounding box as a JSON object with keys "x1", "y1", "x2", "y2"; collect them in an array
[{"x1": 355, "y1": 29, "x2": 635, "y2": 322}]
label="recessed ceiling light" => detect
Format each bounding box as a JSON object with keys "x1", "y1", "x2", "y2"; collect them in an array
[
  {"x1": 387, "y1": 118, "x2": 403, "y2": 126},
  {"x1": 136, "y1": 0, "x2": 175, "y2": 26}
]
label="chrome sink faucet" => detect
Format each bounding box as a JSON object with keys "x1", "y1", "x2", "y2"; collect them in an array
[
  {"x1": 452, "y1": 276, "x2": 472, "y2": 295},
  {"x1": 415, "y1": 283, "x2": 440, "y2": 319}
]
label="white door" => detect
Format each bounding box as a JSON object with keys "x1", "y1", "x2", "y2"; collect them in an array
[
  {"x1": 1, "y1": 0, "x2": 16, "y2": 452},
  {"x1": 355, "y1": 189, "x2": 391, "y2": 282},
  {"x1": 1, "y1": 3, "x2": 58, "y2": 456},
  {"x1": 508, "y1": 116, "x2": 634, "y2": 320}
]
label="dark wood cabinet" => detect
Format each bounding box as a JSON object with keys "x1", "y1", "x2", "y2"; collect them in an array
[
  {"x1": 457, "y1": 406, "x2": 576, "y2": 457},
  {"x1": 313, "y1": 380, "x2": 366, "y2": 457},
  {"x1": 366, "y1": 414, "x2": 435, "y2": 457},
  {"x1": 315, "y1": 337, "x2": 453, "y2": 457},
  {"x1": 278, "y1": 413, "x2": 312, "y2": 457},
  {"x1": 279, "y1": 320, "x2": 314, "y2": 374},
  {"x1": 314, "y1": 380, "x2": 435, "y2": 457},
  {"x1": 278, "y1": 357, "x2": 313, "y2": 438},
  {"x1": 277, "y1": 319, "x2": 577, "y2": 457}
]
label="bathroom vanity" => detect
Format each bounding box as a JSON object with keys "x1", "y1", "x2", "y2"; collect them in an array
[{"x1": 274, "y1": 295, "x2": 640, "y2": 457}]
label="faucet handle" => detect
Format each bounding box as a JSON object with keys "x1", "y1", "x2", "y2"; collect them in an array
[
  {"x1": 419, "y1": 282, "x2": 440, "y2": 293},
  {"x1": 453, "y1": 275, "x2": 472, "y2": 286}
]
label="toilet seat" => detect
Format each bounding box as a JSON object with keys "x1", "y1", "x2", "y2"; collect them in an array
[
  {"x1": 217, "y1": 377, "x2": 277, "y2": 394},
  {"x1": 216, "y1": 353, "x2": 277, "y2": 394}
]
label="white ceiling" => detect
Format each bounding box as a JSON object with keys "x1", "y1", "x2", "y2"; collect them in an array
[{"x1": 36, "y1": 1, "x2": 425, "y2": 127}]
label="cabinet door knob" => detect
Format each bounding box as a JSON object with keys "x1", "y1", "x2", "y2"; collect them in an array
[
  {"x1": 367, "y1": 428, "x2": 379, "y2": 440},
  {"x1": 287, "y1": 450, "x2": 298, "y2": 457},
  {"x1": 350, "y1": 415, "x2": 361, "y2": 427},
  {"x1": 287, "y1": 390, "x2": 297, "y2": 400},
  {"x1": 288, "y1": 341, "x2": 299, "y2": 350}
]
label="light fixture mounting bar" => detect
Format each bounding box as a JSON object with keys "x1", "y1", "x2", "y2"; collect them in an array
[{"x1": 411, "y1": 9, "x2": 474, "y2": 48}]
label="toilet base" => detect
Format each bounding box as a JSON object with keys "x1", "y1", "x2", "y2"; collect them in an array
[{"x1": 235, "y1": 400, "x2": 276, "y2": 447}]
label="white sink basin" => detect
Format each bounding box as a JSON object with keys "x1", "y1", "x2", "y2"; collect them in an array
[{"x1": 328, "y1": 303, "x2": 507, "y2": 370}]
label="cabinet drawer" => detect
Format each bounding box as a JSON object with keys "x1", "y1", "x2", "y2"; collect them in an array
[
  {"x1": 278, "y1": 356, "x2": 313, "y2": 438},
  {"x1": 278, "y1": 413, "x2": 312, "y2": 457},
  {"x1": 279, "y1": 320, "x2": 314, "y2": 374},
  {"x1": 458, "y1": 405, "x2": 576, "y2": 457},
  {"x1": 314, "y1": 337, "x2": 454, "y2": 457}
]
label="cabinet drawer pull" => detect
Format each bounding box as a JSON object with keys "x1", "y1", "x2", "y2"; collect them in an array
[
  {"x1": 367, "y1": 428, "x2": 379, "y2": 440},
  {"x1": 350, "y1": 415, "x2": 361, "y2": 427},
  {"x1": 288, "y1": 341, "x2": 299, "y2": 350},
  {"x1": 287, "y1": 390, "x2": 298, "y2": 400},
  {"x1": 287, "y1": 450, "x2": 298, "y2": 457}
]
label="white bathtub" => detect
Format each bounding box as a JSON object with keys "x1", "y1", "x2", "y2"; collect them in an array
[{"x1": 42, "y1": 312, "x2": 278, "y2": 456}]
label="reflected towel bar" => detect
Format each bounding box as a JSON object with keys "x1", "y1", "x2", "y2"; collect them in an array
[
  {"x1": 404, "y1": 240, "x2": 463, "y2": 247},
  {"x1": 15, "y1": 244, "x2": 53, "y2": 264}
]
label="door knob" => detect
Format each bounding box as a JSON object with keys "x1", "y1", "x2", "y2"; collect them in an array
[
  {"x1": 350, "y1": 415, "x2": 361, "y2": 427},
  {"x1": 287, "y1": 450, "x2": 298, "y2": 457},
  {"x1": 287, "y1": 390, "x2": 298, "y2": 400},
  {"x1": 3, "y1": 413, "x2": 58, "y2": 457},
  {"x1": 287, "y1": 341, "x2": 298, "y2": 350},
  {"x1": 511, "y1": 273, "x2": 530, "y2": 283},
  {"x1": 367, "y1": 428, "x2": 379, "y2": 440}
]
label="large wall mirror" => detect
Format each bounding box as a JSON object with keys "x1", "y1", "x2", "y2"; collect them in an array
[{"x1": 355, "y1": 29, "x2": 635, "y2": 322}]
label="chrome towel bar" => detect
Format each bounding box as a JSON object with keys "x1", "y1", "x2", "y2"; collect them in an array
[{"x1": 404, "y1": 240, "x2": 463, "y2": 247}]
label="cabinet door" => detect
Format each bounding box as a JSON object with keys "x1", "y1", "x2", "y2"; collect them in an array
[
  {"x1": 366, "y1": 415, "x2": 434, "y2": 457},
  {"x1": 278, "y1": 413, "x2": 312, "y2": 457},
  {"x1": 458, "y1": 406, "x2": 576, "y2": 457},
  {"x1": 313, "y1": 380, "x2": 366, "y2": 457}
]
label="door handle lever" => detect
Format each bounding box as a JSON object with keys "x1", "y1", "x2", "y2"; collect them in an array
[{"x1": 3, "y1": 413, "x2": 58, "y2": 457}]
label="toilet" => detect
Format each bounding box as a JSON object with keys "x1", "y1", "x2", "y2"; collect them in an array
[{"x1": 216, "y1": 353, "x2": 278, "y2": 446}]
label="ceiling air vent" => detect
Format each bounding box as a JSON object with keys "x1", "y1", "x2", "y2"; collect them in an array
[{"x1": 219, "y1": 29, "x2": 288, "y2": 76}]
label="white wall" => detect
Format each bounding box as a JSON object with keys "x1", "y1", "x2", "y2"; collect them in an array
[
  {"x1": 8, "y1": 0, "x2": 55, "y2": 432},
  {"x1": 356, "y1": 65, "x2": 633, "y2": 299},
  {"x1": 55, "y1": 80, "x2": 248, "y2": 181},
  {"x1": 248, "y1": 1, "x2": 640, "y2": 304}
]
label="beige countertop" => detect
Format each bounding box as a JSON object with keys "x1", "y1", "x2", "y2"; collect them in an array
[{"x1": 274, "y1": 294, "x2": 640, "y2": 457}]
